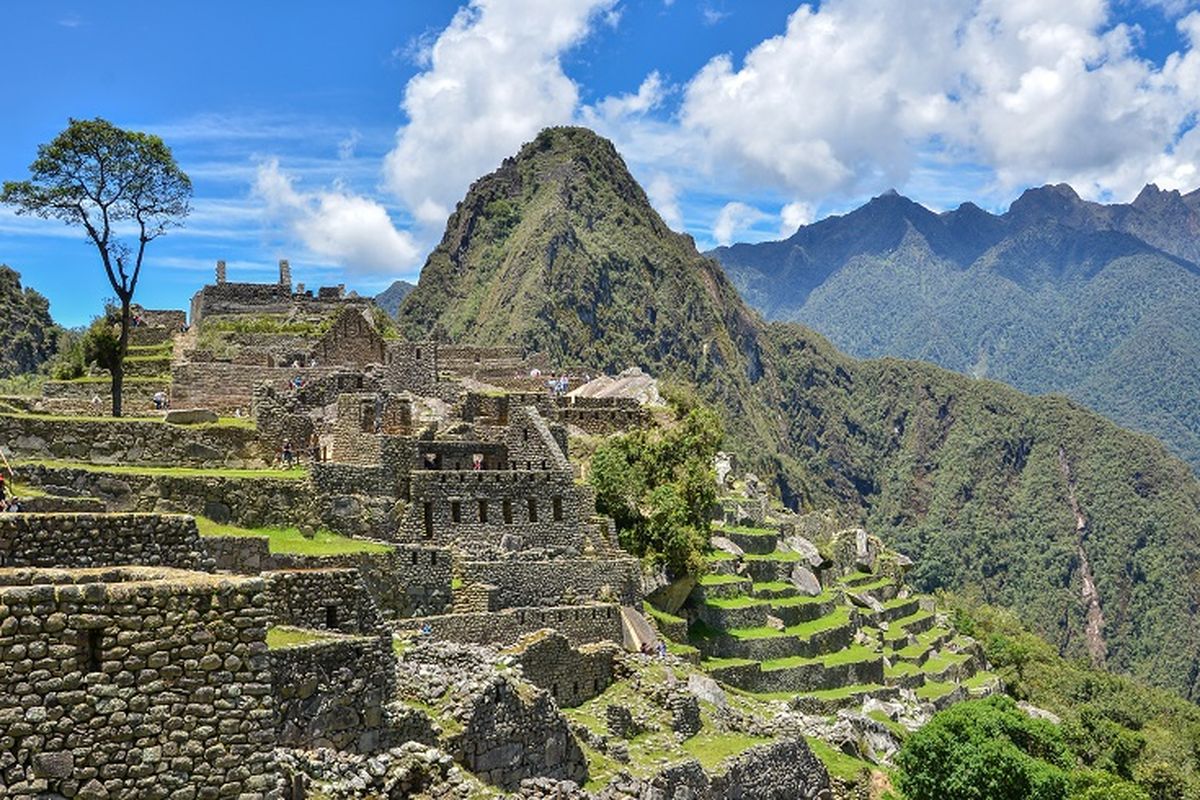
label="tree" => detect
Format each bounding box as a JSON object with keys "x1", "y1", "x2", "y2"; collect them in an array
[{"x1": 1, "y1": 118, "x2": 190, "y2": 416}]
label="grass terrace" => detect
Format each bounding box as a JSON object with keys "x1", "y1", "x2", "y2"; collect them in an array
[
  {"x1": 195, "y1": 517, "x2": 392, "y2": 556},
  {"x1": 16, "y1": 459, "x2": 308, "y2": 480},
  {"x1": 265, "y1": 625, "x2": 345, "y2": 649}
]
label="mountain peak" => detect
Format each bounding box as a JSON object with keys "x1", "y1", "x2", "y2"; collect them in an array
[{"x1": 1133, "y1": 183, "x2": 1183, "y2": 210}]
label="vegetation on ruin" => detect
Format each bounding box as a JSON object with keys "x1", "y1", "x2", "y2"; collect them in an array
[
  {"x1": 589, "y1": 392, "x2": 722, "y2": 577},
  {"x1": 194, "y1": 517, "x2": 393, "y2": 555}
]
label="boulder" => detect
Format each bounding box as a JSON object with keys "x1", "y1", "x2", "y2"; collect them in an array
[
  {"x1": 789, "y1": 565, "x2": 822, "y2": 597},
  {"x1": 710, "y1": 536, "x2": 744, "y2": 558},
  {"x1": 849, "y1": 591, "x2": 884, "y2": 614},
  {"x1": 781, "y1": 536, "x2": 825, "y2": 569},
  {"x1": 165, "y1": 408, "x2": 220, "y2": 425},
  {"x1": 686, "y1": 674, "x2": 727, "y2": 709}
]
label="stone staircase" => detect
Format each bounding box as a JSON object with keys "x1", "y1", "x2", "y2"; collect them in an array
[{"x1": 657, "y1": 523, "x2": 1000, "y2": 715}]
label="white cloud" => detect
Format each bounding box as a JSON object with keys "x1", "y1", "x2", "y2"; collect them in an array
[
  {"x1": 337, "y1": 130, "x2": 362, "y2": 160},
  {"x1": 583, "y1": 72, "x2": 667, "y2": 123},
  {"x1": 713, "y1": 202, "x2": 767, "y2": 246},
  {"x1": 678, "y1": 0, "x2": 1200, "y2": 203},
  {"x1": 646, "y1": 173, "x2": 683, "y2": 229},
  {"x1": 382, "y1": 0, "x2": 617, "y2": 227},
  {"x1": 253, "y1": 159, "x2": 420, "y2": 274},
  {"x1": 779, "y1": 201, "x2": 814, "y2": 237}
]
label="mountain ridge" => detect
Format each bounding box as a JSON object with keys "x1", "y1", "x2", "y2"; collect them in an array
[{"x1": 710, "y1": 183, "x2": 1200, "y2": 470}]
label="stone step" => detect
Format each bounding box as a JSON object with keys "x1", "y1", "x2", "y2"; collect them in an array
[
  {"x1": 690, "y1": 575, "x2": 753, "y2": 602},
  {"x1": 720, "y1": 528, "x2": 779, "y2": 555},
  {"x1": 696, "y1": 598, "x2": 770, "y2": 631},
  {"x1": 790, "y1": 683, "x2": 903, "y2": 715},
  {"x1": 751, "y1": 652, "x2": 886, "y2": 694},
  {"x1": 751, "y1": 581, "x2": 799, "y2": 600},
  {"x1": 769, "y1": 596, "x2": 836, "y2": 627}
]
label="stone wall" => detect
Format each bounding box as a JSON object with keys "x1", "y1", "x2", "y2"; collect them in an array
[
  {"x1": 271, "y1": 633, "x2": 397, "y2": 753},
  {"x1": 312, "y1": 307, "x2": 385, "y2": 368},
  {"x1": 400, "y1": 603, "x2": 623, "y2": 647},
  {"x1": 264, "y1": 568, "x2": 384, "y2": 634},
  {"x1": 507, "y1": 630, "x2": 618, "y2": 708},
  {"x1": 133, "y1": 307, "x2": 187, "y2": 329},
  {"x1": 15, "y1": 463, "x2": 315, "y2": 528},
  {"x1": 171, "y1": 362, "x2": 340, "y2": 413},
  {"x1": 0, "y1": 513, "x2": 215, "y2": 571},
  {"x1": 398, "y1": 470, "x2": 589, "y2": 556},
  {"x1": 459, "y1": 557, "x2": 641, "y2": 607},
  {"x1": 0, "y1": 566, "x2": 276, "y2": 797},
  {"x1": 383, "y1": 341, "x2": 439, "y2": 397},
  {"x1": 207, "y1": 538, "x2": 452, "y2": 619},
  {"x1": 0, "y1": 412, "x2": 265, "y2": 467},
  {"x1": 35, "y1": 380, "x2": 167, "y2": 416}
]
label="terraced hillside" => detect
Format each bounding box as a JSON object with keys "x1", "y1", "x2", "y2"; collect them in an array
[{"x1": 656, "y1": 523, "x2": 999, "y2": 717}]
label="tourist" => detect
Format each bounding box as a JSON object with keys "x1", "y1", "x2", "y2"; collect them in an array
[
  {"x1": 90, "y1": 394, "x2": 102, "y2": 411},
  {"x1": 0, "y1": 474, "x2": 7, "y2": 504},
  {"x1": 282, "y1": 440, "x2": 295, "y2": 469},
  {"x1": 309, "y1": 432, "x2": 321, "y2": 464},
  {"x1": 291, "y1": 375, "x2": 304, "y2": 391},
  {"x1": 153, "y1": 390, "x2": 167, "y2": 410},
  {"x1": 421, "y1": 622, "x2": 432, "y2": 637},
  {"x1": 472, "y1": 453, "x2": 484, "y2": 471}
]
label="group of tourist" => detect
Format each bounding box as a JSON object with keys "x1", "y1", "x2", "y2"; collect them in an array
[{"x1": 278, "y1": 433, "x2": 323, "y2": 469}]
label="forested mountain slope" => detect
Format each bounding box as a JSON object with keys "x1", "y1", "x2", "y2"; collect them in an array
[
  {"x1": 710, "y1": 185, "x2": 1200, "y2": 470},
  {"x1": 0, "y1": 264, "x2": 58, "y2": 377},
  {"x1": 398, "y1": 127, "x2": 1200, "y2": 698}
]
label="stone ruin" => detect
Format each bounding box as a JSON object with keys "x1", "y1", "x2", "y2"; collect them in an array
[{"x1": 0, "y1": 267, "x2": 993, "y2": 798}]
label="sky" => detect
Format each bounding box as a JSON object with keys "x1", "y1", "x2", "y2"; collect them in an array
[{"x1": 1, "y1": 0, "x2": 1198, "y2": 326}]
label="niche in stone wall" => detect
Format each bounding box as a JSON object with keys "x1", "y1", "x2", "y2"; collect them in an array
[
  {"x1": 423, "y1": 502, "x2": 434, "y2": 538},
  {"x1": 78, "y1": 628, "x2": 104, "y2": 673},
  {"x1": 528, "y1": 498, "x2": 538, "y2": 523},
  {"x1": 325, "y1": 605, "x2": 339, "y2": 629},
  {"x1": 503, "y1": 499, "x2": 513, "y2": 524},
  {"x1": 553, "y1": 496, "x2": 563, "y2": 521},
  {"x1": 478, "y1": 499, "x2": 488, "y2": 523}
]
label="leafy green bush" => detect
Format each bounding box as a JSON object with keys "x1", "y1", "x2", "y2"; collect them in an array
[
  {"x1": 589, "y1": 395, "x2": 721, "y2": 577},
  {"x1": 896, "y1": 695, "x2": 1074, "y2": 800}
]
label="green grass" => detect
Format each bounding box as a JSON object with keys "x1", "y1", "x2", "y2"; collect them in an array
[
  {"x1": 697, "y1": 572, "x2": 747, "y2": 586},
  {"x1": 752, "y1": 580, "x2": 793, "y2": 593},
  {"x1": 806, "y1": 737, "x2": 872, "y2": 783},
  {"x1": 705, "y1": 595, "x2": 765, "y2": 609},
  {"x1": 266, "y1": 626, "x2": 341, "y2": 649},
  {"x1": 727, "y1": 625, "x2": 784, "y2": 640},
  {"x1": 770, "y1": 589, "x2": 835, "y2": 608},
  {"x1": 915, "y1": 680, "x2": 958, "y2": 701},
  {"x1": 760, "y1": 643, "x2": 878, "y2": 672},
  {"x1": 16, "y1": 459, "x2": 307, "y2": 480},
  {"x1": 642, "y1": 602, "x2": 686, "y2": 626},
  {"x1": 742, "y1": 550, "x2": 806, "y2": 562},
  {"x1": 195, "y1": 518, "x2": 392, "y2": 555},
  {"x1": 47, "y1": 376, "x2": 165, "y2": 385},
  {"x1": 701, "y1": 656, "x2": 757, "y2": 670},
  {"x1": 681, "y1": 732, "x2": 771, "y2": 770},
  {"x1": 716, "y1": 524, "x2": 778, "y2": 537},
  {"x1": 802, "y1": 682, "x2": 886, "y2": 701},
  {"x1": 705, "y1": 549, "x2": 737, "y2": 562},
  {"x1": 784, "y1": 605, "x2": 852, "y2": 637},
  {"x1": 884, "y1": 610, "x2": 933, "y2": 640}
]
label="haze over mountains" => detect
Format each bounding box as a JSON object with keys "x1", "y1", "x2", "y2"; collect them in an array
[
  {"x1": 394, "y1": 126, "x2": 1200, "y2": 698},
  {"x1": 710, "y1": 184, "x2": 1200, "y2": 471}
]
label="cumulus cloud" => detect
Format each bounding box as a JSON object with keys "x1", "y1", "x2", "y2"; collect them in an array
[
  {"x1": 779, "y1": 201, "x2": 814, "y2": 237},
  {"x1": 678, "y1": 0, "x2": 1200, "y2": 203},
  {"x1": 583, "y1": 72, "x2": 667, "y2": 124},
  {"x1": 713, "y1": 202, "x2": 767, "y2": 246},
  {"x1": 253, "y1": 159, "x2": 420, "y2": 273},
  {"x1": 646, "y1": 173, "x2": 683, "y2": 229},
  {"x1": 383, "y1": 0, "x2": 617, "y2": 227}
]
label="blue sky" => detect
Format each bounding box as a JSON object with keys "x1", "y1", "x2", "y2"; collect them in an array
[{"x1": 2, "y1": 0, "x2": 1198, "y2": 325}]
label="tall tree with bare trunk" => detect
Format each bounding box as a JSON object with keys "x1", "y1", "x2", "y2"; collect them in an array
[{"x1": 1, "y1": 117, "x2": 191, "y2": 416}]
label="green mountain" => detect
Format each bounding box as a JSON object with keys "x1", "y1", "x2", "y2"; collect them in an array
[
  {"x1": 0, "y1": 264, "x2": 58, "y2": 378},
  {"x1": 709, "y1": 184, "x2": 1200, "y2": 471},
  {"x1": 398, "y1": 126, "x2": 1200, "y2": 698},
  {"x1": 374, "y1": 279, "x2": 415, "y2": 318}
]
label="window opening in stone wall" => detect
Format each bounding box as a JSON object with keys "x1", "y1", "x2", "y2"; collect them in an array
[
  {"x1": 528, "y1": 498, "x2": 538, "y2": 523},
  {"x1": 552, "y1": 496, "x2": 563, "y2": 521},
  {"x1": 573, "y1": 682, "x2": 579, "y2": 697},
  {"x1": 478, "y1": 500, "x2": 488, "y2": 523},
  {"x1": 451, "y1": 501, "x2": 461, "y2": 523},
  {"x1": 522, "y1": 427, "x2": 528, "y2": 442},
  {"x1": 431, "y1": 551, "x2": 438, "y2": 566},
  {"x1": 423, "y1": 502, "x2": 433, "y2": 538},
  {"x1": 80, "y1": 629, "x2": 103, "y2": 673},
  {"x1": 361, "y1": 401, "x2": 376, "y2": 433},
  {"x1": 503, "y1": 499, "x2": 513, "y2": 524},
  {"x1": 411, "y1": 551, "x2": 419, "y2": 565},
  {"x1": 416, "y1": 347, "x2": 422, "y2": 360},
  {"x1": 325, "y1": 605, "x2": 338, "y2": 629}
]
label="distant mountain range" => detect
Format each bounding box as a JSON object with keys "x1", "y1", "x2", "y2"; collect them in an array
[
  {"x1": 374, "y1": 279, "x2": 415, "y2": 318},
  {"x1": 393, "y1": 126, "x2": 1200, "y2": 698},
  {"x1": 710, "y1": 183, "x2": 1200, "y2": 471}
]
